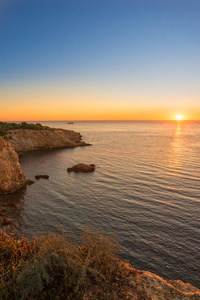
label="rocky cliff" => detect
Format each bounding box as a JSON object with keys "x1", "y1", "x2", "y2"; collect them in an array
[
  {"x1": 7, "y1": 129, "x2": 89, "y2": 154},
  {"x1": 0, "y1": 128, "x2": 89, "y2": 194},
  {"x1": 122, "y1": 264, "x2": 200, "y2": 299},
  {"x1": 0, "y1": 138, "x2": 26, "y2": 195}
]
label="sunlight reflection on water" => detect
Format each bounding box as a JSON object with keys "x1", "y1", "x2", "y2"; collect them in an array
[{"x1": 0, "y1": 121, "x2": 200, "y2": 288}]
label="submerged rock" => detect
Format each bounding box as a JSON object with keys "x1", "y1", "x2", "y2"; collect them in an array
[
  {"x1": 0, "y1": 138, "x2": 26, "y2": 195},
  {"x1": 67, "y1": 163, "x2": 96, "y2": 172},
  {"x1": 35, "y1": 175, "x2": 49, "y2": 180}
]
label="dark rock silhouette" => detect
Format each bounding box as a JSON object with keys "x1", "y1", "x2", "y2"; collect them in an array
[
  {"x1": 27, "y1": 179, "x2": 35, "y2": 185},
  {"x1": 67, "y1": 163, "x2": 96, "y2": 172},
  {"x1": 35, "y1": 175, "x2": 49, "y2": 180}
]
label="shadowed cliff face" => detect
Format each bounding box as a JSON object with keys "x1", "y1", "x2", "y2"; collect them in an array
[
  {"x1": 7, "y1": 129, "x2": 89, "y2": 154},
  {"x1": 0, "y1": 139, "x2": 26, "y2": 195}
]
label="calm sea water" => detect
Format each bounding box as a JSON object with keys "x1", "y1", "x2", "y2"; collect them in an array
[{"x1": 1, "y1": 121, "x2": 200, "y2": 288}]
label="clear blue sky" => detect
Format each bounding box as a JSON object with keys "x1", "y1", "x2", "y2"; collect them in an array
[{"x1": 0, "y1": 0, "x2": 200, "y2": 120}]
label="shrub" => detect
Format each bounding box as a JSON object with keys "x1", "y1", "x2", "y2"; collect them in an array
[
  {"x1": 0, "y1": 122, "x2": 49, "y2": 136},
  {"x1": 0, "y1": 228, "x2": 129, "y2": 299}
]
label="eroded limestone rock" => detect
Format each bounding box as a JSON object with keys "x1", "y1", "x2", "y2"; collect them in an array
[
  {"x1": 7, "y1": 129, "x2": 90, "y2": 154},
  {"x1": 0, "y1": 138, "x2": 26, "y2": 195}
]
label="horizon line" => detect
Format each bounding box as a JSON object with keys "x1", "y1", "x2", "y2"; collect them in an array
[{"x1": 2, "y1": 119, "x2": 200, "y2": 122}]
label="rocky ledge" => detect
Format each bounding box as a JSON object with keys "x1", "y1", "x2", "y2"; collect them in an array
[
  {"x1": 0, "y1": 138, "x2": 26, "y2": 195},
  {"x1": 121, "y1": 263, "x2": 200, "y2": 299},
  {"x1": 7, "y1": 128, "x2": 90, "y2": 154}
]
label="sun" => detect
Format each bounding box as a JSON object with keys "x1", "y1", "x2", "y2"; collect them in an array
[{"x1": 176, "y1": 114, "x2": 183, "y2": 121}]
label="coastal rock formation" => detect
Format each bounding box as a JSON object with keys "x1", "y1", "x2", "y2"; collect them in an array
[
  {"x1": 121, "y1": 263, "x2": 200, "y2": 299},
  {"x1": 67, "y1": 163, "x2": 96, "y2": 172},
  {"x1": 7, "y1": 129, "x2": 89, "y2": 154},
  {"x1": 0, "y1": 138, "x2": 26, "y2": 195},
  {"x1": 0, "y1": 128, "x2": 90, "y2": 195}
]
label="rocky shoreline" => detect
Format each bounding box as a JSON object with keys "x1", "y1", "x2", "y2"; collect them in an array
[
  {"x1": 122, "y1": 265, "x2": 200, "y2": 299},
  {"x1": 0, "y1": 128, "x2": 200, "y2": 298},
  {"x1": 0, "y1": 128, "x2": 89, "y2": 194}
]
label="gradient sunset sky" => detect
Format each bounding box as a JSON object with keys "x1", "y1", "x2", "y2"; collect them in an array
[{"x1": 1, "y1": 0, "x2": 200, "y2": 121}]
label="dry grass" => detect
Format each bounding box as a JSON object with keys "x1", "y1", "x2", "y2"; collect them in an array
[{"x1": 0, "y1": 227, "x2": 130, "y2": 300}]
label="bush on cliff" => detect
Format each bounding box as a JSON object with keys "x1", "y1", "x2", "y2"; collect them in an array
[
  {"x1": 0, "y1": 122, "x2": 49, "y2": 136},
  {"x1": 0, "y1": 227, "x2": 129, "y2": 299}
]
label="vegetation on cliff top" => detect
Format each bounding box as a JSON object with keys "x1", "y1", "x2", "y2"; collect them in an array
[
  {"x1": 0, "y1": 122, "x2": 49, "y2": 136},
  {"x1": 0, "y1": 227, "x2": 132, "y2": 300}
]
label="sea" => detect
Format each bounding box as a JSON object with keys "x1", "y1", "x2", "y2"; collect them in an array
[{"x1": 1, "y1": 121, "x2": 200, "y2": 288}]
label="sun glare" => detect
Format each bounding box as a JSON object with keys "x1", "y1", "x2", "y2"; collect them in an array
[{"x1": 176, "y1": 114, "x2": 183, "y2": 121}]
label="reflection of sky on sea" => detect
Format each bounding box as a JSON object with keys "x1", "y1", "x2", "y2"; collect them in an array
[{"x1": 1, "y1": 121, "x2": 200, "y2": 288}]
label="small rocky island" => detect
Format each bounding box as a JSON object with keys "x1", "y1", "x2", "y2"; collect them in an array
[{"x1": 67, "y1": 163, "x2": 95, "y2": 172}]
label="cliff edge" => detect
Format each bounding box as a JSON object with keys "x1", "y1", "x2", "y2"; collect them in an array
[
  {"x1": 122, "y1": 264, "x2": 200, "y2": 299},
  {"x1": 7, "y1": 128, "x2": 89, "y2": 154},
  {"x1": 0, "y1": 138, "x2": 26, "y2": 195}
]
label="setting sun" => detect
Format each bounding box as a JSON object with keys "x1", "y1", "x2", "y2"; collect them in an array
[{"x1": 176, "y1": 114, "x2": 183, "y2": 121}]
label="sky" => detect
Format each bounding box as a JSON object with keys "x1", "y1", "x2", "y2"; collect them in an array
[{"x1": 0, "y1": 0, "x2": 200, "y2": 121}]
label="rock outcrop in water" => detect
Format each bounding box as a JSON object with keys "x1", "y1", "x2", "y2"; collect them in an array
[
  {"x1": 67, "y1": 163, "x2": 96, "y2": 172},
  {"x1": 0, "y1": 138, "x2": 26, "y2": 195},
  {"x1": 7, "y1": 129, "x2": 89, "y2": 154}
]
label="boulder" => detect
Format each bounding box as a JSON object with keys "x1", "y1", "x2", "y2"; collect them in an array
[{"x1": 67, "y1": 163, "x2": 96, "y2": 172}]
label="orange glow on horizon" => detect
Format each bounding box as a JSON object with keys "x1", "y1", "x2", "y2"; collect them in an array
[{"x1": 1, "y1": 88, "x2": 199, "y2": 121}]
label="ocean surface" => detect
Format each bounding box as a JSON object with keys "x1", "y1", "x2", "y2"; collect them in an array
[{"x1": 1, "y1": 121, "x2": 200, "y2": 288}]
